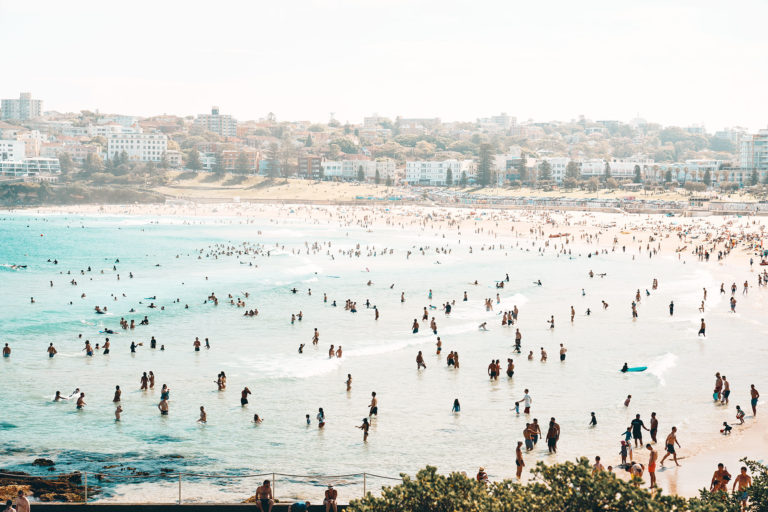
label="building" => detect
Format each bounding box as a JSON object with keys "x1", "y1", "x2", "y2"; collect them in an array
[
  {"x1": 0, "y1": 157, "x2": 61, "y2": 177},
  {"x1": 740, "y1": 128, "x2": 768, "y2": 177},
  {"x1": 1, "y1": 92, "x2": 42, "y2": 121},
  {"x1": 320, "y1": 159, "x2": 396, "y2": 182},
  {"x1": 87, "y1": 124, "x2": 135, "y2": 137},
  {"x1": 194, "y1": 106, "x2": 237, "y2": 137},
  {"x1": 477, "y1": 113, "x2": 517, "y2": 133},
  {"x1": 298, "y1": 156, "x2": 323, "y2": 179},
  {"x1": 17, "y1": 130, "x2": 44, "y2": 157},
  {"x1": 221, "y1": 149, "x2": 259, "y2": 173},
  {"x1": 40, "y1": 143, "x2": 101, "y2": 164},
  {"x1": 405, "y1": 159, "x2": 475, "y2": 186},
  {"x1": 0, "y1": 140, "x2": 26, "y2": 161},
  {"x1": 165, "y1": 150, "x2": 183, "y2": 168},
  {"x1": 580, "y1": 157, "x2": 653, "y2": 180},
  {"x1": 107, "y1": 133, "x2": 168, "y2": 162}
]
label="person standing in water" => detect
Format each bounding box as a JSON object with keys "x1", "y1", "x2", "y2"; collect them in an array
[
  {"x1": 452, "y1": 399, "x2": 460, "y2": 413},
  {"x1": 750, "y1": 385, "x2": 759, "y2": 416},
  {"x1": 416, "y1": 351, "x2": 426, "y2": 370},
  {"x1": 515, "y1": 441, "x2": 525, "y2": 479},
  {"x1": 357, "y1": 418, "x2": 370, "y2": 442},
  {"x1": 368, "y1": 392, "x2": 378, "y2": 417},
  {"x1": 197, "y1": 406, "x2": 207, "y2": 423}
]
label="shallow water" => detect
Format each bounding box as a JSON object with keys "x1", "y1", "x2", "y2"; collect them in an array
[{"x1": 0, "y1": 210, "x2": 765, "y2": 502}]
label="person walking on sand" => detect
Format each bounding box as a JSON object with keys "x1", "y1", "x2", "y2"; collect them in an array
[
  {"x1": 646, "y1": 444, "x2": 658, "y2": 488},
  {"x1": 659, "y1": 427, "x2": 681, "y2": 466}
]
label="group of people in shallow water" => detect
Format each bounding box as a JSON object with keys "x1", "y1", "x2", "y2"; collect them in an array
[{"x1": 6, "y1": 208, "x2": 768, "y2": 507}]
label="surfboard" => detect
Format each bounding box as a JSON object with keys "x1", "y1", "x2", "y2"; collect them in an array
[{"x1": 621, "y1": 366, "x2": 647, "y2": 372}]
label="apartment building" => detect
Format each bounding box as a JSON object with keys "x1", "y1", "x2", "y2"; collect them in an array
[
  {"x1": 1, "y1": 92, "x2": 42, "y2": 121},
  {"x1": 107, "y1": 133, "x2": 168, "y2": 162},
  {"x1": 195, "y1": 106, "x2": 237, "y2": 137}
]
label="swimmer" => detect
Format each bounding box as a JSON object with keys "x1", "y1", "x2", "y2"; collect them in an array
[
  {"x1": 115, "y1": 404, "x2": 123, "y2": 421},
  {"x1": 197, "y1": 406, "x2": 207, "y2": 423}
]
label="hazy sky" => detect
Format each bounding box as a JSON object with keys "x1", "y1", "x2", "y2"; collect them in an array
[{"x1": 1, "y1": 0, "x2": 766, "y2": 130}]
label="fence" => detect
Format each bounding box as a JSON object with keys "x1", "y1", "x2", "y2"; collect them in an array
[{"x1": 0, "y1": 470, "x2": 402, "y2": 504}]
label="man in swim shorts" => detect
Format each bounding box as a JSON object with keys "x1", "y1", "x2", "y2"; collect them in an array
[
  {"x1": 254, "y1": 480, "x2": 273, "y2": 512},
  {"x1": 646, "y1": 444, "x2": 657, "y2": 488}
]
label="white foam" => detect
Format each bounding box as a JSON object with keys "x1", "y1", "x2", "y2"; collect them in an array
[{"x1": 647, "y1": 352, "x2": 678, "y2": 386}]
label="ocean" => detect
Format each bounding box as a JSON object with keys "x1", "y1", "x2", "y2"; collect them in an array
[{"x1": 0, "y1": 208, "x2": 765, "y2": 502}]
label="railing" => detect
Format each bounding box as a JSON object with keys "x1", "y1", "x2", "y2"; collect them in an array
[{"x1": 0, "y1": 470, "x2": 402, "y2": 504}]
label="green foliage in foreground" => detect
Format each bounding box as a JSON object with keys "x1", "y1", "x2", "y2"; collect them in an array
[{"x1": 350, "y1": 458, "x2": 767, "y2": 512}]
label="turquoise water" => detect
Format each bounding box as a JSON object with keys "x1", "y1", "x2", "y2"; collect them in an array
[{"x1": 0, "y1": 209, "x2": 765, "y2": 502}]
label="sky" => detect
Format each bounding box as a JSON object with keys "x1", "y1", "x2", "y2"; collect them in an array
[{"x1": 0, "y1": 0, "x2": 766, "y2": 131}]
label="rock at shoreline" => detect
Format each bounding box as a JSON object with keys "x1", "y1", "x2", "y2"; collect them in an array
[
  {"x1": 32, "y1": 459, "x2": 55, "y2": 467},
  {"x1": 0, "y1": 470, "x2": 98, "y2": 502}
]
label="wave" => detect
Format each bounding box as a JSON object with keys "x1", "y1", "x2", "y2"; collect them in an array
[{"x1": 647, "y1": 352, "x2": 678, "y2": 386}]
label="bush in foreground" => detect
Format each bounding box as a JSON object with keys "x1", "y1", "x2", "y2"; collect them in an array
[{"x1": 350, "y1": 458, "x2": 766, "y2": 512}]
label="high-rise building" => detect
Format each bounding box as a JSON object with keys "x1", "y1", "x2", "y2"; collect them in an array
[
  {"x1": 1, "y1": 92, "x2": 42, "y2": 121},
  {"x1": 194, "y1": 106, "x2": 238, "y2": 137},
  {"x1": 740, "y1": 128, "x2": 768, "y2": 175}
]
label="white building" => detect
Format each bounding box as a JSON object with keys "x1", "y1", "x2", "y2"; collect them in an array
[
  {"x1": 87, "y1": 124, "x2": 136, "y2": 137},
  {"x1": 1, "y1": 92, "x2": 42, "y2": 121},
  {"x1": 107, "y1": 133, "x2": 168, "y2": 162},
  {"x1": 580, "y1": 158, "x2": 653, "y2": 179},
  {"x1": 320, "y1": 159, "x2": 395, "y2": 181},
  {"x1": 405, "y1": 159, "x2": 476, "y2": 186},
  {"x1": 195, "y1": 106, "x2": 237, "y2": 137},
  {"x1": 539, "y1": 157, "x2": 570, "y2": 182},
  {"x1": 0, "y1": 157, "x2": 61, "y2": 177},
  {"x1": 740, "y1": 128, "x2": 768, "y2": 173},
  {"x1": 0, "y1": 140, "x2": 26, "y2": 161}
]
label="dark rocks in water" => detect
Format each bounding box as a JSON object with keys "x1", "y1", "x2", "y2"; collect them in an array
[
  {"x1": 33, "y1": 459, "x2": 55, "y2": 467},
  {"x1": 0, "y1": 470, "x2": 98, "y2": 502}
]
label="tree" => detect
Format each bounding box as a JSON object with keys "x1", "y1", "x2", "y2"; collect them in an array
[
  {"x1": 538, "y1": 160, "x2": 552, "y2": 182},
  {"x1": 703, "y1": 169, "x2": 712, "y2": 187},
  {"x1": 58, "y1": 153, "x2": 75, "y2": 174},
  {"x1": 374, "y1": 169, "x2": 381, "y2": 185},
  {"x1": 305, "y1": 134, "x2": 313, "y2": 147},
  {"x1": 84, "y1": 153, "x2": 104, "y2": 174},
  {"x1": 235, "y1": 152, "x2": 250, "y2": 174},
  {"x1": 212, "y1": 151, "x2": 225, "y2": 174},
  {"x1": 633, "y1": 165, "x2": 643, "y2": 184},
  {"x1": 460, "y1": 171, "x2": 468, "y2": 187},
  {"x1": 603, "y1": 161, "x2": 612, "y2": 183},
  {"x1": 518, "y1": 154, "x2": 528, "y2": 184},
  {"x1": 563, "y1": 177, "x2": 578, "y2": 190},
  {"x1": 664, "y1": 170, "x2": 673, "y2": 183},
  {"x1": 586, "y1": 177, "x2": 599, "y2": 192},
  {"x1": 120, "y1": 150, "x2": 129, "y2": 166},
  {"x1": 159, "y1": 153, "x2": 169, "y2": 170},
  {"x1": 332, "y1": 137, "x2": 358, "y2": 154},
  {"x1": 385, "y1": 175, "x2": 392, "y2": 187},
  {"x1": 266, "y1": 143, "x2": 280, "y2": 178},
  {"x1": 565, "y1": 160, "x2": 580, "y2": 179},
  {"x1": 477, "y1": 143, "x2": 493, "y2": 186},
  {"x1": 186, "y1": 150, "x2": 202, "y2": 171},
  {"x1": 145, "y1": 161, "x2": 156, "y2": 175},
  {"x1": 445, "y1": 167, "x2": 453, "y2": 186},
  {"x1": 357, "y1": 165, "x2": 365, "y2": 182},
  {"x1": 606, "y1": 177, "x2": 619, "y2": 190},
  {"x1": 751, "y1": 169, "x2": 759, "y2": 186}
]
